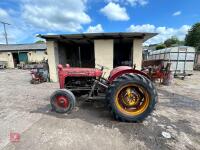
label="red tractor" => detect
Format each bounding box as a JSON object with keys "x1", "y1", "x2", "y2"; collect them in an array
[{"x1": 50, "y1": 64, "x2": 157, "y2": 122}]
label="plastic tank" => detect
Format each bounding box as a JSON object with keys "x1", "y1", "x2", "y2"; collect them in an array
[{"x1": 148, "y1": 46, "x2": 195, "y2": 74}]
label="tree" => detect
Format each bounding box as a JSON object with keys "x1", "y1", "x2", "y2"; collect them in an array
[
  {"x1": 156, "y1": 44, "x2": 166, "y2": 50},
  {"x1": 164, "y1": 36, "x2": 180, "y2": 47},
  {"x1": 35, "y1": 40, "x2": 45, "y2": 44},
  {"x1": 185, "y1": 23, "x2": 200, "y2": 51}
]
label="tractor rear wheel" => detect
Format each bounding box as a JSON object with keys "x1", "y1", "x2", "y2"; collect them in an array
[
  {"x1": 50, "y1": 89, "x2": 76, "y2": 114},
  {"x1": 106, "y1": 73, "x2": 157, "y2": 122}
]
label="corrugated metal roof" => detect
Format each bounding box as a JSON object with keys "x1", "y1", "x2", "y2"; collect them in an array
[
  {"x1": 0, "y1": 43, "x2": 46, "y2": 52},
  {"x1": 39, "y1": 32, "x2": 157, "y2": 42}
]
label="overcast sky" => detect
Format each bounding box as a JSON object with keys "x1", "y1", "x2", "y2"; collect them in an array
[{"x1": 0, "y1": 0, "x2": 200, "y2": 45}]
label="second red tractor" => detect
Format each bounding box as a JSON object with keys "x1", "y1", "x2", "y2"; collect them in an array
[{"x1": 50, "y1": 64, "x2": 157, "y2": 122}]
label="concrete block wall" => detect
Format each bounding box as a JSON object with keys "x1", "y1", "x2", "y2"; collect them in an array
[
  {"x1": 133, "y1": 39, "x2": 143, "y2": 70},
  {"x1": 7, "y1": 52, "x2": 14, "y2": 68},
  {"x1": 28, "y1": 51, "x2": 48, "y2": 63},
  {"x1": 94, "y1": 40, "x2": 113, "y2": 77},
  {"x1": 0, "y1": 52, "x2": 8, "y2": 62},
  {"x1": 46, "y1": 41, "x2": 59, "y2": 82},
  {"x1": 0, "y1": 52, "x2": 14, "y2": 68}
]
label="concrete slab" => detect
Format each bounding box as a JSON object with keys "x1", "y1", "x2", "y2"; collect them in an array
[{"x1": 0, "y1": 69, "x2": 200, "y2": 150}]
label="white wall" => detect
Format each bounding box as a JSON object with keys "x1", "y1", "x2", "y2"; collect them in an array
[
  {"x1": 0, "y1": 52, "x2": 14, "y2": 68},
  {"x1": 94, "y1": 40, "x2": 113, "y2": 77},
  {"x1": 133, "y1": 39, "x2": 143, "y2": 70},
  {"x1": 0, "y1": 52, "x2": 8, "y2": 61},
  {"x1": 28, "y1": 51, "x2": 48, "y2": 62},
  {"x1": 7, "y1": 52, "x2": 14, "y2": 68},
  {"x1": 47, "y1": 41, "x2": 59, "y2": 82}
]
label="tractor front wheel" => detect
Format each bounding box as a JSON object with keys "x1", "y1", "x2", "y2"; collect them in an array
[
  {"x1": 50, "y1": 89, "x2": 76, "y2": 114},
  {"x1": 106, "y1": 73, "x2": 157, "y2": 122}
]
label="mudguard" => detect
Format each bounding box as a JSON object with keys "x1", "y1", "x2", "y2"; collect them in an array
[{"x1": 108, "y1": 66, "x2": 150, "y2": 83}]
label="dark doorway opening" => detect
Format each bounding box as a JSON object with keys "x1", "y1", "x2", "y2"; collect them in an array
[
  {"x1": 12, "y1": 53, "x2": 19, "y2": 68},
  {"x1": 113, "y1": 39, "x2": 133, "y2": 68},
  {"x1": 58, "y1": 41, "x2": 95, "y2": 68},
  {"x1": 18, "y1": 52, "x2": 28, "y2": 63}
]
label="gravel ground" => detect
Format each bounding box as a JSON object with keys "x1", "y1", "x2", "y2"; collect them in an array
[{"x1": 0, "y1": 69, "x2": 200, "y2": 150}]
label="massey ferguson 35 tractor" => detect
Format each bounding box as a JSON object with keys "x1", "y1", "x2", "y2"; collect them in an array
[{"x1": 50, "y1": 64, "x2": 157, "y2": 122}]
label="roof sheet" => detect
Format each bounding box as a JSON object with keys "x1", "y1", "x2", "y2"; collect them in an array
[
  {"x1": 0, "y1": 43, "x2": 46, "y2": 52},
  {"x1": 39, "y1": 32, "x2": 157, "y2": 42}
]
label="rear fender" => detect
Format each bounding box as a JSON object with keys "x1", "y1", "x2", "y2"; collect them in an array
[{"x1": 108, "y1": 69, "x2": 150, "y2": 84}]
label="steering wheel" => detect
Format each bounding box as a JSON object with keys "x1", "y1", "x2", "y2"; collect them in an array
[{"x1": 96, "y1": 64, "x2": 109, "y2": 70}]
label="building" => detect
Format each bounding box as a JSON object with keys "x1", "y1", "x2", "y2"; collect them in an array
[
  {"x1": 0, "y1": 43, "x2": 47, "y2": 68},
  {"x1": 40, "y1": 32, "x2": 157, "y2": 82}
]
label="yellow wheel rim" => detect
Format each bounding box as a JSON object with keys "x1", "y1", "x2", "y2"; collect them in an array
[{"x1": 115, "y1": 84, "x2": 150, "y2": 116}]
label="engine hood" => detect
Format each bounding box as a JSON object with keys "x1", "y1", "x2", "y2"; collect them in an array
[{"x1": 58, "y1": 65, "x2": 103, "y2": 77}]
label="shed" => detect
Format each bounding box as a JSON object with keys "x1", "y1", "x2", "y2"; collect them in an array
[
  {"x1": 40, "y1": 32, "x2": 157, "y2": 82},
  {"x1": 0, "y1": 43, "x2": 47, "y2": 68}
]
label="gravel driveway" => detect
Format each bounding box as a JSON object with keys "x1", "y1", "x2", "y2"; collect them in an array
[{"x1": 0, "y1": 69, "x2": 200, "y2": 150}]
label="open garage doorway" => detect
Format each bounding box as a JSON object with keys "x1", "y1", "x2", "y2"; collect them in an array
[
  {"x1": 12, "y1": 53, "x2": 19, "y2": 68},
  {"x1": 58, "y1": 41, "x2": 95, "y2": 68},
  {"x1": 12, "y1": 52, "x2": 28, "y2": 68},
  {"x1": 113, "y1": 39, "x2": 133, "y2": 68}
]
